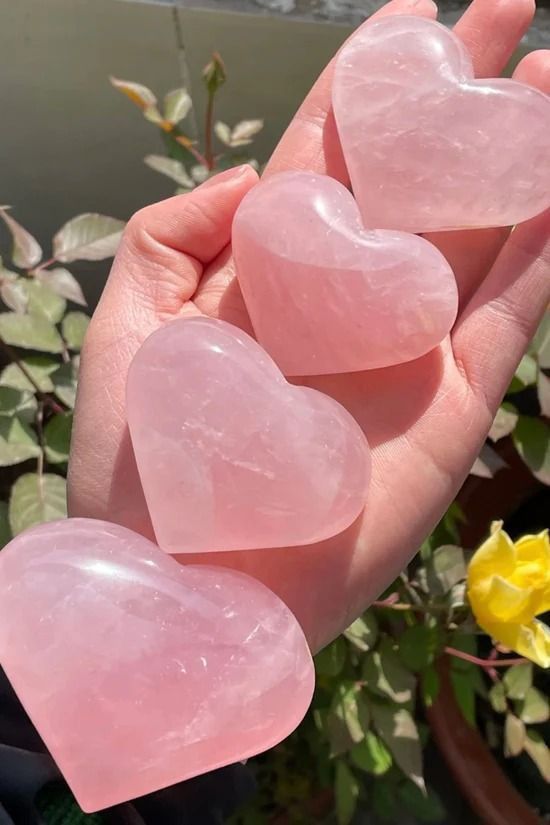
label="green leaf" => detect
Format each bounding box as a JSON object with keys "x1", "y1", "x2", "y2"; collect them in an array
[
  {"x1": 517, "y1": 687, "x2": 549, "y2": 724},
  {"x1": 110, "y1": 77, "x2": 157, "y2": 109},
  {"x1": 503, "y1": 663, "x2": 533, "y2": 700},
  {"x1": 44, "y1": 413, "x2": 72, "y2": 464},
  {"x1": 315, "y1": 637, "x2": 347, "y2": 677},
  {"x1": 0, "y1": 355, "x2": 59, "y2": 393},
  {"x1": 52, "y1": 359, "x2": 79, "y2": 409},
  {"x1": 214, "y1": 121, "x2": 233, "y2": 146},
  {"x1": 398, "y1": 625, "x2": 440, "y2": 672},
  {"x1": 0, "y1": 208, "x2": 42, "y2": 269},
  {"x1": 508, "y1": 354, "x2": 538, "y2": 393},
  {"x1": 350, "y1": 730, "x2": 392, "y2": 775},
  {"x1": 397, "y1": 783, "x2": 445, "y2": 823},
  {"x1": 0, "y1": 386, "x2": 37, "y2": 422},
  {"x1": 470, "y1": 443, "x2": 507, "y2": 479},
  {"x1": 22, "y1": 280, "x2": 66, "y2": 324},
  {"x1": 334, "y1": 762, "x2": 359, "y2": 825},
  {"x1": 62, "y1": 312, "x2": 89, "y2": 351},
  {"x1": 513, "y1": 416, "x2": 550, "y2": 484},
  {"x1": 343, "y1": 612, "x2": 378, "y2": 652},
  {"x1": 53, "y1": 214, "x2": 125, "y2": 263},
  {"x1": 504, "y1": 713, "x2": 525, "y2": 757},
  {"x1": 144, "y1": 155, "x2": 194, "y2": 189},
  {"x1": 9, "y1": 472, "x2": 67, "y2": 535},
  {"x1": 421, "y1": 666, "x2": 440, "y2": 708},
  {"x1": 488, "y1": 681, "x2": 507, "y2": 714},
  {"x1": 532, "y1": 311, "x2": 550, "y2": 369},
  {"x1": 489, "y1": 403, "x2": 519, "y2": 442},
  {"x1": 372, "y1": 779, "x2": 400, "y2": 821},
  {"x1": 163, "y1": 88, "x2": 192, "y2": 124},
  {"x1": 1, "y1": 278, "x2": 28, "y2": 313},
  {"x1": 0, "y1": 416, "x2": 40, "y2": 466},
  {"x1": 37, "y1": 268, "x2": 86, "y2": 306},
  {"x1": 328, "y1": 682, "x2": 370, "y2": 756},
  {"x1": 449, "y1": 634, "x2": 485, "y2": 726},
  {"x1": 524, "y1": 730, "x2": 550, "y2": 782},
  {"x1": 537, "y1": 371, "x2": 550, "y2": 418},
  {"x1": 363, "y1": 642, "x2": 415, "y2": 704},
  {"x1": 371, "y1": 703, "x2": 424, "y2": 791},
  {"x1": 426, "y1": 546, "x2": 466, "y2": 595},
  {"x1": 0, "y1": 312, "x2": 63, "y2": 353},
  {"x1": 0, "y1": 501, "x2": 11, "y2": 548}
]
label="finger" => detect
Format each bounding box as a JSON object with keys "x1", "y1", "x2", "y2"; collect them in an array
[
  {"x1": 68, "y1": 166, "x2": 258, "y2": 532},
  {"x1": 452, "y1": 207, "x2": 550, "y2": 415},
  {"x1": 425, "y1": 0, "x2": 537, "y2": 309},
  {"x1": 512, "y1": 48, "x2": 550, "y2": 86},
  {"x1": 453, "y1": 0, "x2": 535, "y2": 77},
  {"x1": 263, "y1": 0, "x2": 438, "y2": 181}
]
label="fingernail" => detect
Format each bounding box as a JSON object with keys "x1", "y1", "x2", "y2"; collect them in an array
[{"x1": 199, "y1": 164, "x2": 252, "y2": 190}]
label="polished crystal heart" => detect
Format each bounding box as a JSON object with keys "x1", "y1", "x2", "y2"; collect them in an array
[
  {"x1": 0, "y1": 518, "x2": 314, "y2": 812},
  {"x1": 232, "y1": 171, "x2": 457, "y2": 375},
  {"x1": 127, "y1": 316, "x2": 370, "y2": 553},
  {"x1": 333, "y1": 16, "x2": 550, "y2": 233}
]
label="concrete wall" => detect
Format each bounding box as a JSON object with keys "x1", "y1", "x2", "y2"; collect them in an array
[{"x1": 0, "y1": 0, "x2": 350, "y2": 302}]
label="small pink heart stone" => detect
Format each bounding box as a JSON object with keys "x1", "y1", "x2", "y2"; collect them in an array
[
  {"x1": 333, "y1": 16, "x2": 550, "y2": 233},
  {"x1": 127, "y1": 316, "x2": 370, "y2": 553},
  {"x1": 232, "y1": 171, "x2": 457, "y2": 375},
  {"x1": 0, "y1": 518, "x2": 314, "y2": 812}
]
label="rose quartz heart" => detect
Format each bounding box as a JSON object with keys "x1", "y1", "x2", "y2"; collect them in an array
[
  {"x1": 127, "y1": 316, "x2": 370, "y2": 553},
  {"x1": 0, "y1": 518, "x2": 314, "y2": 812},
  {"x1": 232, "y1": 171, "x2": 457, "y2": 375},
  {"x1": 333, "y1": 16, "x2": 550, "y2": 233}
]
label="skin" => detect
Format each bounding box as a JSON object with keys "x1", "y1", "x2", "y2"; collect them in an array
[{"x1": 68, "y1": 0, "x2": 550, "y2": 653}]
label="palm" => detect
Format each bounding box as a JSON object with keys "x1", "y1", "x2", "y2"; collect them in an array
[{"x1": 69, "y1": 0, "x2": 550, "y2": 651}]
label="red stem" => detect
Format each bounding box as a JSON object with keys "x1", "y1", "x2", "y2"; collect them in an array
[{"x1": 444, "y1": 646, "x2": 526, "y2": 668}]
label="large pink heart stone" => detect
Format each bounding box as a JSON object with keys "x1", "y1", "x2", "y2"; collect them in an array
[
  {"x1": 333, "y1": 16, "x2": 550, "y2": 233},
  {"x1": 0, "y1": 518, "x2": 314, "y2": 812},
  {"x1": 127, "y1": 316, "x2": 370, "y2": 553},
  {"x1": 232, "y1": 171, "x2": 457, "y2": 375}
]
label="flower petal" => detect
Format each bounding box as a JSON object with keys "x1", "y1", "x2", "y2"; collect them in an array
[
  {"x1": 468, "y1": 522, "x2": 515, "y2": 587},
  {"x1": 514, "y1": 530, "x2": 550, "y2": 566},
  {"x1": 483, "y1": 618, "x2": 550, "y2": 669},
  {"x1": 485, "y1": 576, "x2": 534, "y2": 623}
]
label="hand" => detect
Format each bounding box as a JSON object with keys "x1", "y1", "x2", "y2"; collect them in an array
[{"x1": 68, "y1": 0, "x2": 550, "y2": 653}]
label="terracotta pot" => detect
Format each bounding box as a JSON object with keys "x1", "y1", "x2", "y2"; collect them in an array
[
  {"x1": 457, "y1": 437, "x2": 542, "y2": 547},
  {"x1": 426, "y1": 658, "x2": 542, "y2": 825}
]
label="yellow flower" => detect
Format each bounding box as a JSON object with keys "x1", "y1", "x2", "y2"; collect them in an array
[{"x1": 467, "y1": 522, "x2": 550, "y2": 668}]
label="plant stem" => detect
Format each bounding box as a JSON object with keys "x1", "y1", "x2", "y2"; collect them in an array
[
  {"x1": 204, "y1": 91, "x2": 215, "y2": 170},
  {"x1": 0, "y1": 337, "x2": 64, "y2": 414},
  {"x1": 31, "y1": 257, "x2": 56, "y2": 275},
  {"x1": 372, "y1": 597, "x2": 449, "y2": 614},
  {"x1": 444, "y1": 647, "x2": 527, "y2": 668},
  {"x1": 36, "y1": 400, "x2": 44, "y2": 477}
]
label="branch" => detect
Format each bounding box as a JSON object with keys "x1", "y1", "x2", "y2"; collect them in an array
[
  {"x1": 0, "y1": 337, "x2": 64, "y2": 414},
  {"x1": 444, "y1": 646, "x2": 527, "y2": 668}
]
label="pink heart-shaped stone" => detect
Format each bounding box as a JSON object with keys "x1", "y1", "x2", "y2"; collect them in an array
[
  {"x1": 127, "y1": 316, "x2": 370, "y2": 553},
  {"x1": 333, "y1": 16, "x2": 550, "y2": 233},
  {"x1": 232, "y1": 171, "x2": 457, "y2": 375},
  {"x1": 0, "y1": 519, "x2": 314, "y2": 812}
]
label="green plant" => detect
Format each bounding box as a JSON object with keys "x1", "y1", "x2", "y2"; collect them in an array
[
  {"x1": 111, "y1": 52, "x2": 264, "y2": 193},
  {"x1": 0, "y1": 208, "x2": 124, "y2": 541},
  {"x1": 234, "y1": 513, "x2": 550, "y2": 825},
  {"x1": 472, "y1": 314, "x2": 550, "y2": 483}
]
